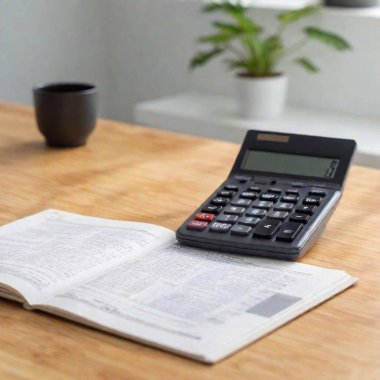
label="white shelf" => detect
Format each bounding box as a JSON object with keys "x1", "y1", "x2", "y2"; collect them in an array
[
  {"x1": 235, "y1": 0, "x2": 319, "y2": 10},
  {"x1": 134, "y1": 92, "x2": 380, "y2": 169},
  {"x1": 186, "y1": 0, "x2": 380, "y2": 16}
]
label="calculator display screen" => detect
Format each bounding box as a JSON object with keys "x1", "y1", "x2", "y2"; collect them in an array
[{"x1": 242, "y1": 151, "x2": 340, "y2": 178}]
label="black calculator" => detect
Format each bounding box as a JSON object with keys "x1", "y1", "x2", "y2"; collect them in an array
[{"x1": 176, "y1": 130, "x2": 356, "y2": 260}]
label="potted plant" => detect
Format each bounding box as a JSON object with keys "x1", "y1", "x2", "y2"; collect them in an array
[{"x1": 190, "y1": 2, "x2": 351, "y2": 119}]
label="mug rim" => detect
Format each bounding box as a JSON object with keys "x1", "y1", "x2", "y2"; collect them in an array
[{"x1": 33, "y1": 82, "x2": 97, "y2": 96}]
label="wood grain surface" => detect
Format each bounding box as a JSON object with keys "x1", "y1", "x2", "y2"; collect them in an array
[{"x1": 0, "y1": 102, "x2": 379, "y2": 380}]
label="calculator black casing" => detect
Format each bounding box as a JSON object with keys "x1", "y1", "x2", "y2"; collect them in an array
[{"x1": 176, "y1": 130, "x2": 356, "y2": 260}]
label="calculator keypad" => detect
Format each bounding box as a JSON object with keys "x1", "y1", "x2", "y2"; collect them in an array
[
  {"x1": 296, "y1": 205, "x2": 317, "y2": 215},
  {"x1": 267, "y1": 211, "x2": 289, "y2": 221},
  {"x1": 252, "y1": 200, "x2": 273, "y2": 210},
  {"x1": 187, "y1": 220, "x2": 208, "y2": 231},
  {"x1": 218, "y1": 190, "x2": 234, "y2": 198},
  {"x1": 281, "y1": 194, "x2": 299, "y2": 203},
  {"x1": 211, "y1": 197, "x2": 229, "y2": 206},
  {"x1": 289, "y1": 214, "x2": 310, "y2": 223},
  {"x1": 274, "y1": 203, "x2": 294, "y2": 211},
  {"x1": 209, "y1": 222, "x2": 232, "y2": 233},
  {"x1": 195, "y1": 213, "x2": 215, "y2": 222},
  {"x1": 224, "y1": 206, "x2": 245, "y2": 215},
  {"x1": 186, "y1": 179, "x2": 330, "y2": 244},
  {"x1": 216, "y1": 214, "x2": 239, "y2": 224},
  {"x1": 201, "y1": 205, "x2": 222, "y2": 214},
  {"x1": 246, "y1": 209, "x2": 267, "y2": 217},
  {"x1": 253, "y1": 220, "x2": 281, "y2": 239},
  {"x1": 276, "y1": 222, "x2": 303, "y2": 242},
  {"x1": 303, "y1": 196, "x2": 321, "y2": 205},
  {"x1": 240, "y1": 192, "x2": 259, "y2": 200},
  {"x1": 231, "y1": 225, "x2": 252, "y2": 236},
  {"x1": 238, "y1": 217, "x2": 260, "y2": 226},
  {"x1": 231, "y1": 199, "x2": 251, "y2": 207}
]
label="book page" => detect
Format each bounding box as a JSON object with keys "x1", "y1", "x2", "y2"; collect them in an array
[
  {"x1": 44, "y1": 243, "x2": 355, "y2": 362},
  {"x1": 0, "y1": 210, "x2": 174, "y2": 304}
]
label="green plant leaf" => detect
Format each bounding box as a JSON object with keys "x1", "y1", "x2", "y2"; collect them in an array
[
  {"x1": 204, "y1": 1, "x2": 262, "y2": 34},
  {"x1": 263, "y1": 35, "x2": 283, "y2": 73},
  {"x1": 224, "y1": 58, "x2": 250, "y2": 71},
  {"x1": 304, "y1": 27, "x2": 351, "y2": 50},
  {"x1": 278, "y1": 5, "x2": 320, "y2": 24},
  {"x1": 295, "y1": 57, "x2": 319, "y2": 73},
  {"x1": 190, "y1": 48, "x2": 224, "y2": 69},
  {"x1": 213, "y1": 21, "x2": 242, "y2": 34},
  {"x1": 198, "y1": 32, "x2": 236, "y2": 44},
  {"x1": 203, "y1": 2, "x2": 244, "y2": 15}
]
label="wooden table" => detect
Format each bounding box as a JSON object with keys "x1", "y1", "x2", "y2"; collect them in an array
[{"x1": 0, "y1": 102, "x2": 379, "y2": 380}]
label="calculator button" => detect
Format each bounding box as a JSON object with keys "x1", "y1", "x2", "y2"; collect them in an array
[
  {"x1": 224, "y1": 206, "x2": 245, "y2": 215},
  {"x1": 211, "y1": 197, "x2": 229, "y2": 206},
  {"x1": 240, "y1": 191, "x2": 259, "y2": 200},
  {"x1": 201, "y1": 205, "x2": 222, "y2": 214},
  {"x1": 303, "y1": 196, "x2": 321, "y2": 206},
  {"x1": 291, "y1": 182, "x2": 305, "y2": 188},
  {"x1": 252, "y1": 200, "x2": 273, "y2": 210},
  {"x1": 238, "y1": 217, "x2": 260, "y2": 226},
  {"x1": 276, "y1": 222, "x2": 303, "y2": 242},
  {"x1": 267, "y1": 211, "x2": 289, "y2": 221},
  {"x1": 247, "y1": 186, "x2": 261, "y2": 192},
  {"x1": 231, "y1": 225, "x2": 252, "y2": 236},
  {"x1": 289, "y1": 213, "x2": 310, "y2": 223},
  {"x1": 274, "y1": 202, "x2": 294, "y2": 211},
  {"x1": 224, "y1": 185, "x2": 239, "y2": 191},
  {"x1": 309, "y1": 189, "x2": 326, "y2": 197},
  {"x1": 286, "y1": 189, "x2": 299, "y2": 195},
  {"x1": 246, "y1": 208, "x2": 267, "y2": 218},
  {"x1": 260, "y1": 193, "x2": 279, "y2": 202},
  {"x1": 209, "y1": 222, "x2": 232, "y2": 233},
  {"x1": 195, "y1": 213, "x2": 215, "y2": 222},
  {"x1": 187, "y1": 220, "x2": 208, "y2": 231},
  {"x1": 268, "y1": 188, "x2": 282, "y2": 194},
  {"x1": 253, "y1": 220, "x2": 282, "y2": 239},
  {"x1": 216, "y1": 214, "x2": 239, "y2": 224},
  {"x1": 254, "y1": 177, "x2": 271, "y2": 185},
  {"x1": 231, "y1": 199, "x2": 251, "y2": 207},
  {"x1": 218, "y1": 190, "x2": 233, "y2": 198},
  {"x1": 296, "y1": 205, "x2": 317, "y2": 215},
  {"x1": 233, "y1": 175, "x2": 252, "y2": 183},
  {"x1": 281, "y1": 194, "x2": 299, "y2": 203}
]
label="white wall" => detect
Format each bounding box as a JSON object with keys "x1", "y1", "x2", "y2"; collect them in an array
[
  {"x1": 1, "y1": 0, "x2": 380, "y2": 121},
  {"x1": 0, "y1": 0, "x2": 109, "y2": 115}
]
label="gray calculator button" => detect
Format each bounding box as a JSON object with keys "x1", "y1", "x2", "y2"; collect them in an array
[
  {"x1": 274, "y1": 202, "x2": 294, "y2": 211},
  {"x1": 303, "y1": 196, "x2": 321, "y2": 206},
  {"x1": 224, "y1": 206, "x2": 245, "y2": 215},
  {"x1": 252, "y1": 200, "x2": 273, "y2": 210},
  {"x1": 267, "y1": 211, "x2": 289, "y2": 221},
  {"x1": 281, "y1": 194, "x2": 299, "y2": 203},
  {"x1": 216, "y1": 214, "x2": 239, "y2": 224},
  {"x1": 246, "y1": 208, "x2": 266, "y2": 217},
  {"x1": 231, "y1": 225, "x2": 252, "y2": 236},
  {"x1": 230, "y1": 199, "x2": 252, "y2": 207},
  {"x1": 309, "y1": 189, "x2": 326, "y2": 197},
  {"x1": 240, "y1": 191, "x2": 259, "y2": 200},
  {"x1": 209, "y1": 222, "x2": 232, "y2": 233},
  {"x1": 238, "y1": 217, "x2": 260, "y2": 226}
]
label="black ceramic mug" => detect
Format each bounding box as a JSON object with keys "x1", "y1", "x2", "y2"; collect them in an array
[{"x1": 33, "y1": 82, "x2": 98, "y2": 147}]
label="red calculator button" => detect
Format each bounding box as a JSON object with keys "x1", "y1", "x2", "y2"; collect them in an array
[
  {"x1": 187, "y1": 220, "x2": 208, "y2": 231},
  {"x1": 195, "y1": 213, "x2": 215, "y2": 222}
]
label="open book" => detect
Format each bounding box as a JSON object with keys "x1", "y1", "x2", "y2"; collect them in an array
[{"x1": 0, "y1": 210, "x2": 356, "y2": 363}]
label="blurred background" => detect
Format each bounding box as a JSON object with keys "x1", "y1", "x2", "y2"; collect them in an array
[{"x1": 1, "y1": 0, "x2": 379, "y2": 166}]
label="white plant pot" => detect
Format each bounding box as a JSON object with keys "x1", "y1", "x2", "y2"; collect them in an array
[{"x1": 237, "y1": 74, "x2": 288, "y2": 119}]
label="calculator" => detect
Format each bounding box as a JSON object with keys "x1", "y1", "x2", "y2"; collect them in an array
[{"x1": 176, "y1": 130, "x2": 356, "y2": 259}]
